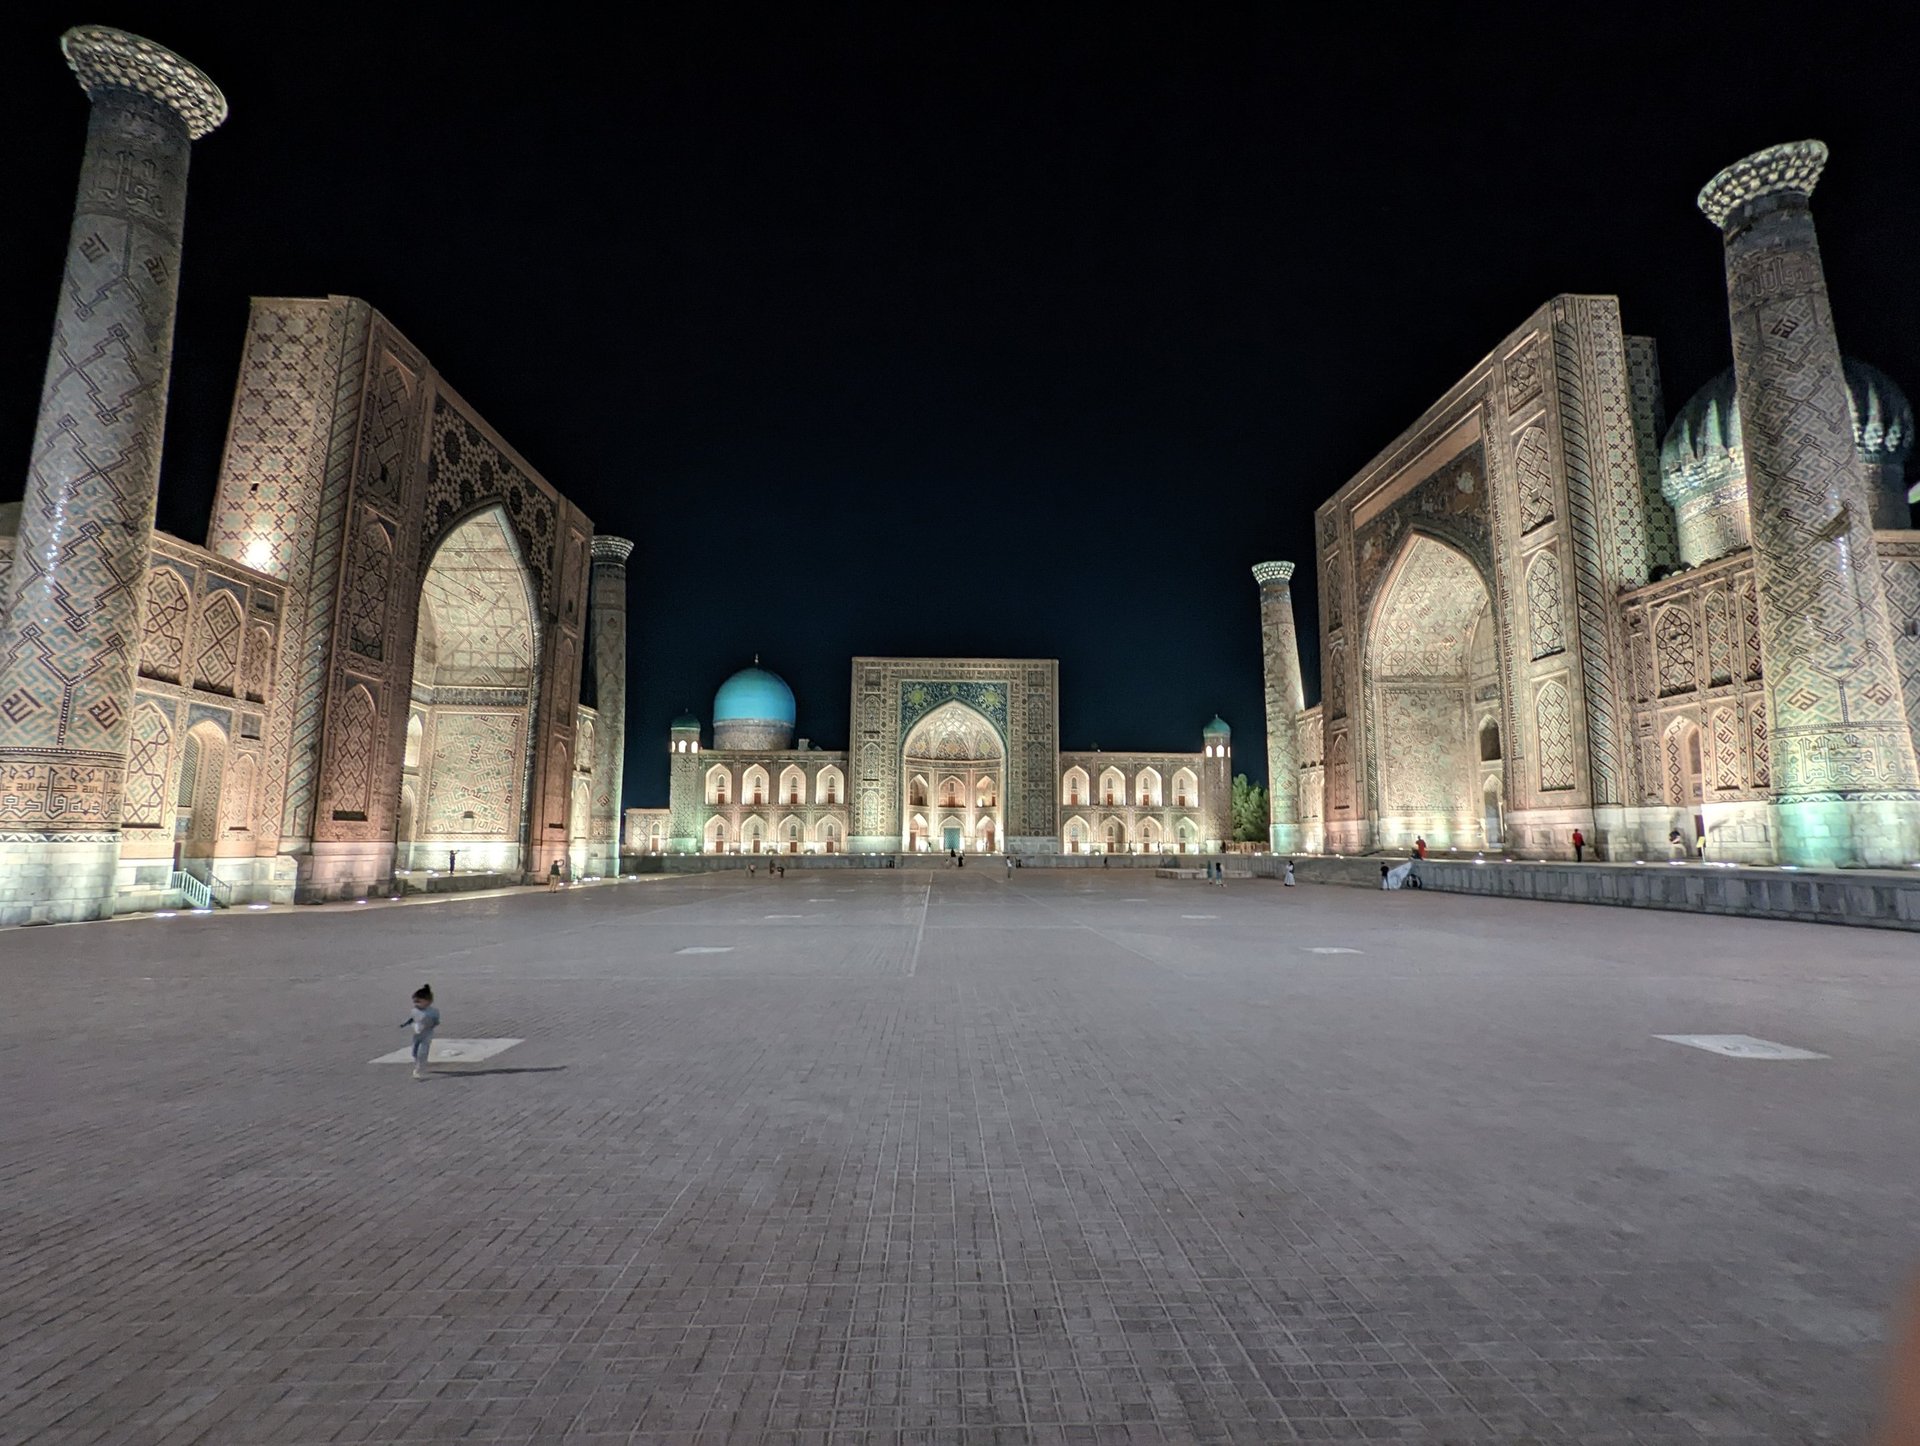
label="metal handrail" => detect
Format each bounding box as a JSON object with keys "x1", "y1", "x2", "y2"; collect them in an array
[{"x1": 176, "y1": 871, "x2": 212, "y2": 910}]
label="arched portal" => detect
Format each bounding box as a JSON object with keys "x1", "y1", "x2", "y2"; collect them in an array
[
  {"x1": 174, "y1": 720, "x2": 228, "y2": 881},
  {"x1": 1062, "y1": 767, "x2": 1089, "y2": 807},
  {"x1": 397, "y1": 782, "x2": 418, "y2": 854},
  {"x1": 900, "y1": 701, "x2": 1005, "y2": 853},
  {"x1": 1663, "y1": 716, "x2": 1706, "y2": 818},
  {"x1": 400, "y1": 507, "x2": 539, "y2": 874},
  {"x1": 1364, "y1": 534, "x2": 1503, "y2": 851}
]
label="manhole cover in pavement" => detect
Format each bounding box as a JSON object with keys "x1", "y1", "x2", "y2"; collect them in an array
[
  {"x1": 1655, "y1": 1034, "x2": 1827, "y2": 1060},
  {"x1": 371, "y1": 1038, "x2": 522, "y2": 1065}
]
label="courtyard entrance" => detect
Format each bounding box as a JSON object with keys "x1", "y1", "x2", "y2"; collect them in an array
[
  {"x1": 1365, "y1": 533, "x2": 1505, "y2": 851},
  {"x1": 900, "y1": 700, "x2": 1003, "y2": 851},
  {"x1": 396, "y1": 507, "x2": 539, "y2": 875}
]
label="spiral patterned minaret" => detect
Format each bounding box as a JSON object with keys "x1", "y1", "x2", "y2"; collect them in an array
[
  {"x1": 586, "y1": 536, "x2": 632, "y2": 875},
  {"x1": 1698, "y1": 141, "x2": 1920, "y2": 865},
  {"x1": 1252, "y1": 562, "x2": 1304, "y2": 853},
  {"x1": 0, "y1": 28, "x2": 227, "y2": 924}
]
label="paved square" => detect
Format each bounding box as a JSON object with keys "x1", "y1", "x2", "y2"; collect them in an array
[{"x1": 3, "y1": 871, "x2": 1915, "y2": 1444}]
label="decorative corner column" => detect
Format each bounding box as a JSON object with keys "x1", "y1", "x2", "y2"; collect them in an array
[
  {"x1": 1698, "y1": 141, "x2": 1920, "y2": 866},
  {"x1": 587, "y1": 536, "x2": 633, "y2": 875},
  {"x1": 0, "y1": 28, "x2": 226, "y2": 925},
  {"x1": 1252, "y1": 561, "x2": 1305, "y2": 854}
]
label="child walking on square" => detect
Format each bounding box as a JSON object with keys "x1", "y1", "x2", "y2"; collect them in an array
[{"x1": 400, "y1": 984, "x2": 439, "y2": 1080}]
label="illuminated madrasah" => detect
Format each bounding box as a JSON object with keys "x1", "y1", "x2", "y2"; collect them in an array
[
  {"x1": 1257, "y1": 141, "x2": 1920, "y2": 868},
  {"x1": 0, "y1": 29, "x2": 629, "y2": 923},
  {"x1": 632, "y1": 659, "x2": 1234, "y2": 857}
]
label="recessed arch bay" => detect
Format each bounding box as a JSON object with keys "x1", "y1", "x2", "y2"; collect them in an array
[{"x1": 396, "y1": 506, "x2": 539, "y2": 873}]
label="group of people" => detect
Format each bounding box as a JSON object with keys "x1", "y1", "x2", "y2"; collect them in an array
[{"x1": 1400, "y1": 824, "x2": 1712, "y2": 866}]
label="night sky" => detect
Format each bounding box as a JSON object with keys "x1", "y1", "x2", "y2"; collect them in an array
[{"x1": 5, "y1": 5, "x2": 1919, "y2": 808}]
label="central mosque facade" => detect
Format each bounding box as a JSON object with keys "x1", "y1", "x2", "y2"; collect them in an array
[{"x1": 645, "y1": 660, "x2": 1235, "y2": 857}]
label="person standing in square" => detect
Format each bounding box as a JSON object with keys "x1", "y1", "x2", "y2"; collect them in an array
[{"x1": 401, "y1": 985, "x2": 439, "y2": 1081}]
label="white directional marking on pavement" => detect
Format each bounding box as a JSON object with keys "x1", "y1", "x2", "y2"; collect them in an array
[
  {"x1": 1181, "y1": 914, "x2": 1217, "y2": 920},
  {"x1": 1306, "y1": 947, "x2": 1363, "y2": 954},
  {"x1": 764, "y1": 914, "x2": 806, "y2": 919},
  {"x1": 676, "y1": 946, "x2": 734, "y2": 955},
  {"x1": 370, "y1": 1038, "x2": 522, "y2": 1065},
  {"x1": 1656, "y1": 1034, "x2": 1827, "y2": 1060}
]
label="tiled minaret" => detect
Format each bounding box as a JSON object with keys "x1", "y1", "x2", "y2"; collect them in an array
[
  {"x1": 586, "y1": 537, "x2": 633, "y2": 875},
  {"x1": 1200, "y1": 716, "x2": 1234, "y2": 852},
  {"x1": 1252, "y1": 562, "x2": 1304, "y2": 854},
  {"x1": 1698, "y1": 141, "x2": 1920, "y2": 865},
  {"x1": 667, "y1": 715, "x2": 702, "y2": 854},
  {"x1": 0, "y1": 28, "x2": 226, "y2": 924}
]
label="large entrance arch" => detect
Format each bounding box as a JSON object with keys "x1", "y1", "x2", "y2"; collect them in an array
[
  {"x1": 398, "y1": 508, "x2": 540, "y2": 873},
  {"x1": 1364, "y1": 534, "x2": 1504, "y2": 851},
  {"x1": 900, "y1": 701, "x2": 1004, "y2": 851}
]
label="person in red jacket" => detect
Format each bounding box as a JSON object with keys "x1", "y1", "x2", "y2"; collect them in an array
[
  {"x1": 1571, "y1": 827, "x2": 1585, "y2": 863},
  {"x1": 1413, "y1": 836, "x2": 1427, "y2": 860}
]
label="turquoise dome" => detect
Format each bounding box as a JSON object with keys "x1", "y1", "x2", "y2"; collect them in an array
[
  {"x1": 713, "y1": 666, "x2": 795, "y2": 725},
  {"x1": 1203, "y1": 715, "x2": 1231, "y2": 737},
  {"x1": 669, "y1": 712, "x2": 701, "y2": 731},
  {"x1": 1661, "y1": 357, "x2": 1913, "y2": 481}
]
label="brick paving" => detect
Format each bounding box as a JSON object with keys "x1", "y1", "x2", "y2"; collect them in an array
[{"x1": 2, "y1": 870, "x2": 1915, "y2": 1444}]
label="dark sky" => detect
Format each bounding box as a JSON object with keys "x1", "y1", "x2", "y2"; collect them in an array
[{"x1": 5, "y1": 4, "x2": 1919, "y2": 808}]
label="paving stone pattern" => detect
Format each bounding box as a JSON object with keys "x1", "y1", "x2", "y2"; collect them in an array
[{"x1": 3, "y1": 872, "x2": 1916, "y2": 1444}]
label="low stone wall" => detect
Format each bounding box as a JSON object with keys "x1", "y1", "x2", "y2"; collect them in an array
[
  {"x1": 618, "y1": 852, "x2": 1207, "y2": 874},
  {"x1": 396, "y1": 869, "x2": 523, "y2": 896},
  {"x1": 1244, "y1": 853, "x2": 1920, "y2": 930}
]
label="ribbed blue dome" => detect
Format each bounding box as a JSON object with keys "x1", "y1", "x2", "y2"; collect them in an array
[
  {"x1": 713, "y1": 666, "x2": 795, "y2": 725},
  {"x1": 1203, "y1": 715, "x2": 1231, "y2": 737},
  {"x1": 1661, "y1": 357, "x2": 1913, "y2": 481}
]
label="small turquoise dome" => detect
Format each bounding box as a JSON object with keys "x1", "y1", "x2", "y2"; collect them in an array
[
  {"x1": 669, "y1": 712, "x2": 701, "y2": 731},
  {"x1": 713, "y1": 665, "x2": 795, "y2": 726},
  {"x1": 1203, "y1": 715, "x2": 1231, "y2": 737}
]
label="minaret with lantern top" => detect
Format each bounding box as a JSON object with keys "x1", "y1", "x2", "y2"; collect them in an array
[
  {"x1": 1200, "y1": 716, "x2": 1233, "y2": 852},
  {"x1": 667, "y1": 713, "x2": 702, "y2": 854}
]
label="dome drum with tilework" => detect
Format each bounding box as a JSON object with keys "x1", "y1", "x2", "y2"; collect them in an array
[
  {"x1": 1659, "y1": 358, "x2": 1914, "y2": 563},
  {"x1": 713, "y1": 664, "x2": 796, "y2": 751}
]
